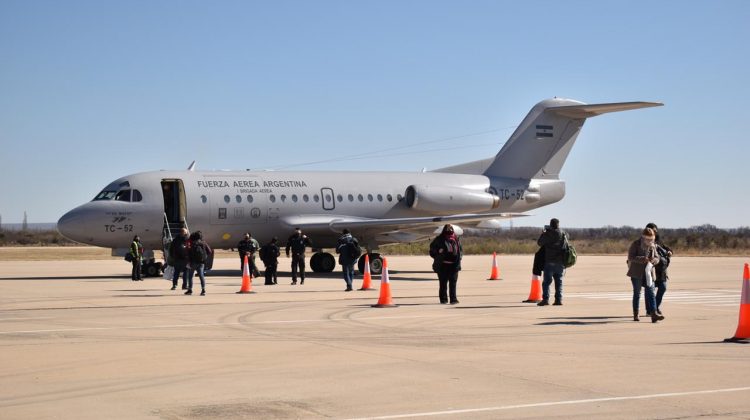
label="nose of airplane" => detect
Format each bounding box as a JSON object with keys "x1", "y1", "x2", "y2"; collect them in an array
[{"x1": 57, "y1": 207, "x2": 93, "y2": 243}]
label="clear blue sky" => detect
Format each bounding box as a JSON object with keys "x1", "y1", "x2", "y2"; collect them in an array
[{"x1": 1, "y1": 0, "x2": 748, "y2": 228}]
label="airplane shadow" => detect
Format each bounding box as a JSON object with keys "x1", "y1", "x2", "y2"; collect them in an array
[
  {"x1": 206, "y1": 270, "x2": 336, "y2": 279},
  {"x1": 205, "y1": 270, "x2": 435, "y2": 281},
  {"x1": 387, "y1": 270, "x2": 435, "y2": 274},
  {"x1": 535, "y1": 316, "x2": 632, "y2": 326}
]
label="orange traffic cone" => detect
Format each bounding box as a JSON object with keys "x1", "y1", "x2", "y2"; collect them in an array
[
  {"x1": 487, "y1": 252, "x2": 501, "y2": 280},
  {"x1": 372, "y1": 257, "x2": 397, "y2": 307},
  {"x1": 236, "y1": 255, "x2": 255, "y2": 294},
  {"x1": 522, "y1": 274, "x2": 543, "y2": 303},
  {"x1": 359, "y1": 254, "x2": 374, "y2": 290},
  {"x1": 725, "y1": 263, "x2": 750, "y2": 342}
]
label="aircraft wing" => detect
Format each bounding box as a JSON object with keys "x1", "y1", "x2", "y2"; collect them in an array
[{"x1": 280, "y1": 213, "x2": 526, "y2": 233}]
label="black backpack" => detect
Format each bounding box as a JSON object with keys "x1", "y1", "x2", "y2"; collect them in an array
[
  {"x1": 190, "y1": 242, "x2": 207, "y2": 263},
  {"x1": 347, "y1": 241, "x2": 362, "y2": 259}
]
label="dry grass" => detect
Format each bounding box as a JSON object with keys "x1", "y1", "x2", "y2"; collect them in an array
[{"x1": 0, "y1": 247, "x2": 239, "y2": 261}]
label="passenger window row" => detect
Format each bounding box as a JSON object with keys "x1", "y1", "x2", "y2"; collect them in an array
[{"x1": 209, "y1": 192, "x2": 404, "y2": 205}]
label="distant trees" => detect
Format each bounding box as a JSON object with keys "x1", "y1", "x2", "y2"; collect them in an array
[{"x1": 383, "y1": 224, "x2": 750, "y2": 255}]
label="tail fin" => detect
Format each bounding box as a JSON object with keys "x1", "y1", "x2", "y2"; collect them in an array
[{"x1": 482, "y1": 98, "x2": 662, "y2": 180}]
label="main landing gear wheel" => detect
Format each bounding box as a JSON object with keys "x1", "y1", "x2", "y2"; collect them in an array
[
  {"x1": 358, "y1": 253, "x2": 383, "y2": 275},
  {"x1": 310, "y1": 252, "x2": 336, "y2": 273}
]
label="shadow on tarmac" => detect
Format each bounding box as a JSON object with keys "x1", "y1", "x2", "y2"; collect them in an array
[
  {"x1": 536, "y1": 316, "x2": 632, "y2": 325},
  {"x1": 667, "y1": 340, "x2": 750, "y2": 345}
]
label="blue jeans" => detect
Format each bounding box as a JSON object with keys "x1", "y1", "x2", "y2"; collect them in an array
[
  {"x1": 188, "y1": 264, "x2": 205, "y2": 291},
  {"x1": 342, "y1": 263, "x2": 355, "y2": 289},
  {"x1": 631, "y1": 277, "x2": 657, "y2": 313},
  {"x1": 542, "y1": 262, "x2": 564, "y2": 301}
]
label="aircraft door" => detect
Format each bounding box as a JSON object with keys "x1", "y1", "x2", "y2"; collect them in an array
[
  {"x1": 161, "y1": 179, "x2": 186, "y2": 224},
  {"x1": 321, "y1": 187, "x2": 335, "y2": 211}
]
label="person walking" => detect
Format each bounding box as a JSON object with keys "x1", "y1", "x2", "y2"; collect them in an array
[
  {"x1": 536, "y1": 218, "x2": 567, "y2": 306},
  {"x1": 238, "y1": 233, "x2": 260, "y2": 277},
  {"x1": 646, "y1": 223, "x2": 673, "y2": 317},
  {"x1": 627, "y1": 227, "x2": 664, "y2": 323},
  {"x1": 260, "y1": 237, "x2": 280, "y2": 285},
  {"x1": 187, "y1": 231, "x2": 212, "y2": 295},
  {"x1": 169, "y1": 228, "x2": 190, "y2": 291},
  {"x1": 336, "y1": 229, "x2": 360, "y2": 291},
  {"x1": 129, "y1": 235, "x2": 144, "y2": 281},
  {"x1": 429, "y1": 224, "x2": 462, "y2": 304},
  {"x1": 286, "y1": 228, "x2": 312, "y2": 285}
]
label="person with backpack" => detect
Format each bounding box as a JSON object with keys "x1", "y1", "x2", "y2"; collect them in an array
[
  {"x1": 187, "y1": 231, "x2": 212, "y2": 295},
  {"x1": 336, "y1": 229, "x2": 361, "y2": 291},
  {"x1": 429, "y1": 224, "x2": 462, "y2": 304},
  {"x1": 129, "y1": 235, "x2": 144, "y2": 281},
  {"x1": 536, "y1": 218, "x2": 568, "y2": 306},
  {"x1": 645, "y1": 223, "x2": 673, "y2": 317},
  {"x1": 169, "y1": 228, "x2": 190, "y2": 291},
  {"x1": 286, "y1": 228, "x2": 312, "y2": 285},
  {"x1": 260, "y1": 237, "x2": 280, "y2": 285}
]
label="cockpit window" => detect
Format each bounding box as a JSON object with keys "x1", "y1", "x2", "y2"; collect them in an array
[
  {"x1": 132, "y1": 190, "x2": 143, "y2": 202},
  {"x1": 115, "y1": 190, "x2": 131, "y2": 202},
  {"x1": 93, "y1": 190, "x2": 117, "y2": 201}
]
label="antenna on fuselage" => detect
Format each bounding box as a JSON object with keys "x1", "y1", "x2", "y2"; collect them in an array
[{"x1": 187, "y1": 161, "x2": 196, "y2": 171}]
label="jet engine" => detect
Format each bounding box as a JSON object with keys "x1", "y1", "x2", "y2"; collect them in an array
[{"x1": 405, "y1": 185, "x2": 500, "y2": 213}]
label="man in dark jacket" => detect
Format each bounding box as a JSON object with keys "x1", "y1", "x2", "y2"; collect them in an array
[
  {"x1": 169, "y1": 228, "x2": 190, "y2": 291},
  {"x1": 336, "y1": 229, "x2": 360, "y2": 291},
  {"x1": 286, "y1": 228, "x2": 312, "y2": 285},
  {"x1": 536, "y1": 218, "x2": 567, "y2": 306},
  {"x1": 260, "y1": 237, "x2": 280, "y2": 285}
]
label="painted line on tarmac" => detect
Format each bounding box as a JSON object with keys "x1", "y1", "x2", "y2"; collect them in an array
[
  {"x1": 0, "y1": 313, "x2": 464, "y2": 335},
  {"x1": 345, "y1": 386, "x2": 750, "y2": 419},
  {"x1": 0, "y1": 317, "x2": 54, "y2": 322}
]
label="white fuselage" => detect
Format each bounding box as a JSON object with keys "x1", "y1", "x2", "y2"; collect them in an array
[{"x1": 57, "y1": 169, "x2": 564, "y2": 251}]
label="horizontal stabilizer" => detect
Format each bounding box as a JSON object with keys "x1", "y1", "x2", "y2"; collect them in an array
[
  {"x1": 548, "y1": 102, "x2": 663, "y2": 118},
  {"x1": 481, "y1": 98, "x2": 663, "y2": 180}
]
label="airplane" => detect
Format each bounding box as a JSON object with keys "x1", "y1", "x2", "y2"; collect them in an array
[{"x1": 57, "y1": 97, "x2": 662, "y2": 276}]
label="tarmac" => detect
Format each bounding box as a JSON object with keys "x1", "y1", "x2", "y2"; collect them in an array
[{"x1": 0, "y1": 254, "x2": 749, "y2": 419}]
